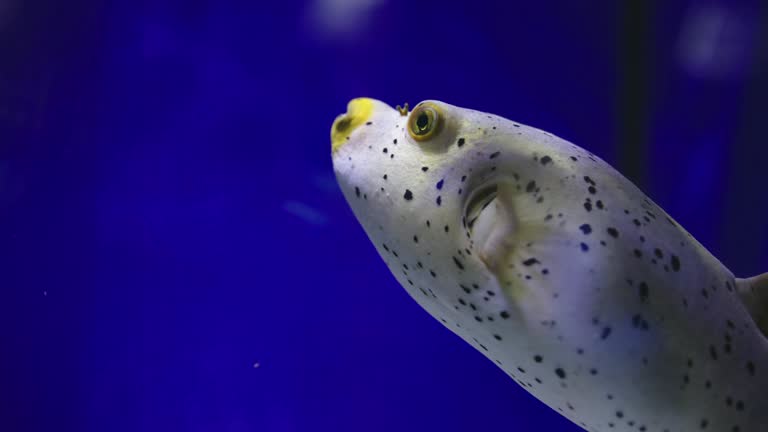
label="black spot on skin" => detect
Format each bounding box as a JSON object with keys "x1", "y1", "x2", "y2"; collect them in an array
[
  {"x1": 638, "y1": 282, "x2": 649, "y2": 302},
  {"x1": 596, "y1": 200, "x2": 604, "y2": 209},
  {"x1": 489, "y1": 151, "x2": 500, "y2": 159},
  {"x1": 393, "y1": 139, "x2": 397, "y2": 144},
  {"x1": 421, "y1": 166, "x2": 429, "y2": 172},
  {"x1": 534, "y1": 355, "x2": 543, "y2": 363},
  {"x1": 436, "y1": 196, "x2": 442, "y2": 206},
  {"x1": 601, "y1": 326, "x2": 612, "y2": 339},
  {"x1": 579, "y1": 224, "x2": 592, "y2": 234},
  {"x1": 522, "y1": 258, "x2": 540, "y2": 266},
  {"x1": 500, "y1": 311, "x2": 510, "y2": 319},
  {"x1": 555, "y1": 368, "x2": 566, "y2": 379},
  {"x1": 452, "y1": 256, "x2": 465, "y2": 270},
  {"x1": 436, "y1": 179, "x2": 444, "y2": 190},
  {"x1": 671, "y1": 255, "x2": 681, "y2": 272},
  {"x1": 580, "y1": 242, "x2": 589, "y2": 252},
  {"x1": 633, "y1": 249, "x2": 643, "y2": 258},
  {"x1": 383, "y1": 147, "x2": 388, "y2": 153},
  {"x1": 403, "y1": 189, "x2": 413, "y2": 201},
  {"x1": 583, "y1": 176, "x2": 595, "y2": 186},
  {"x1": 355, "y1": 187, "x2": 361, "y2": 198},
  {"x1": 526, "y1": 181, "x2": 536, "y2": 193},
  {"x1": 540, "y1": 156, "x2": 552, "y2": 165},
  {"x1": 383, "y1": 174, "x2": 388, "y2": 180},
  {"x1": 457, "y1": 138, "x2": 465, "y2": 147},
  {"x1": 584, "y1": 201, "x2": 592, "y2": 212},
  {"x1": 607, "y1": 227, "x2": 619, "y2": 238},
  {"x1": 632, "y1": 314, "x2": 649, "y2": 330},
  {"x1": 588, "y1": 186, "x2": 596, "y2": 194}
]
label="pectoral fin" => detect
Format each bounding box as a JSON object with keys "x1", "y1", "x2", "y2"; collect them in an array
[
  {"x1": 737, "y1": 273, "x2": 768, "y2": 337},
  {"x1": 468, "y1": 182, "x2": 517, "y2": 273}
]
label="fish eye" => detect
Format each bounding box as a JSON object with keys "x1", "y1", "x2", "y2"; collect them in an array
[{"x1": 408, "y1": 103, "x2": 442, "y2": 141}]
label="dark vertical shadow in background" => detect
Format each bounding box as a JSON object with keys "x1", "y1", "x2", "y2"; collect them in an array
[
  {"x1": 723, "y1": 3, "x2": 768, "y2": 276},
  {"x1": 616, "y1": 1, "x2": 653, "y2": 188}
]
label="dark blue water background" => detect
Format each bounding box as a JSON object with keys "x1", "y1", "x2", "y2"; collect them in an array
[{"x1": 2, "y1": 1, "x2": 766, "y2": 431}]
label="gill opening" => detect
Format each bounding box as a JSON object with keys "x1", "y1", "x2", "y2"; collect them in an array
[
  {"x1": 464, "y1": 184, "x2": 499, "y2": 233},
  {"x1": 463, "y1": 180, "x2": 517, "y2": 272}
]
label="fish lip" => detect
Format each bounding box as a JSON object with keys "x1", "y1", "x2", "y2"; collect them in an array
[{"x1": 330, "y1": 98, "x2": 377, "y2": 153}]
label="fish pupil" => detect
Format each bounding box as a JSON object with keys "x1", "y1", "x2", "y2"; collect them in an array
[{"x1": 416, "y1": 112, "x2": 430, "y2": 132}]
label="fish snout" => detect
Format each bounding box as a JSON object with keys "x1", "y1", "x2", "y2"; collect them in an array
[{"x1": 330, "y1": 98, "x2": 375, "y2": 152}]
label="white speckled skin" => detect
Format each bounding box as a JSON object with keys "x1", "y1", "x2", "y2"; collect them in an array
[{"x1": 331, "y1": 99, "x2": 768, "y2": 432}]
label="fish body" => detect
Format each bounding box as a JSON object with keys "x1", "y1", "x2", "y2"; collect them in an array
[{"x1": 331, "y1": 98, "x2": 768, "y2": 432}]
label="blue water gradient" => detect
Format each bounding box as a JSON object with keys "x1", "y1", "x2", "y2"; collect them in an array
[{"x1": 2, "y1": 1, "x2": 766, "y2": 431}]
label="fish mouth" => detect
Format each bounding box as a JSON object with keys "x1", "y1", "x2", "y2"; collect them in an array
[{"x1": 330, "y1": 98, "x2": 375, "y2": 153}]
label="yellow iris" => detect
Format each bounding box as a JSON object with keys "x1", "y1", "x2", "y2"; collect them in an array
[{"x1": 408, "y1": 103, "x2": 442, "y2": 141}]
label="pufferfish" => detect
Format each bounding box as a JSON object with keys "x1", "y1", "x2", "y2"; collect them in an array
[{"x1": 330, "y1": 98, "x2": 768, "y2": 432}]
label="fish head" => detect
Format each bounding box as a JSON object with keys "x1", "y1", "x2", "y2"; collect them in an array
[{"x1": 331, "y1": 98, "x2": 533, "y2": 316}]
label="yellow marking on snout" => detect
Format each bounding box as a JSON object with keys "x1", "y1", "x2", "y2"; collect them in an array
[{"x1": 331, "y1": 98, "x2": 374, "y2": 153}]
